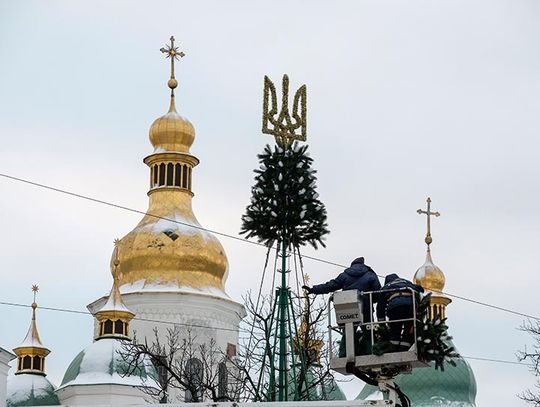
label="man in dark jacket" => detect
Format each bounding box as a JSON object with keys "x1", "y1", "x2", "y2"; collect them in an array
[
  {"x1": 304, "y1": 257, "x2": 381, "y2": 323},
  {"x1": 376, "y1": 273, "x2": 424, "y2": 352},
  {"x1": 303, "y1": 257, "x2": 381, "y2": 356}
]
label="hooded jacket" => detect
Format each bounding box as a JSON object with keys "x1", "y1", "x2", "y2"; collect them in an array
[
  {"x1": 310, "y1": 257, "x2": 381, "y2": 321},
  {"x1": 376, "y1": 273, "x2": 424, "y2": 320}
]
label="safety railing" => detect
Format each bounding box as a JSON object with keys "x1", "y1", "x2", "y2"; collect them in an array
[{"x1": 327, "y1": 287, "x2": 425, "y2": 373}]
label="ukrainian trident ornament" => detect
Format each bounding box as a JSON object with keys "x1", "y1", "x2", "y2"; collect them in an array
[
  {"x1": 241, "y1": 74, "x2": 328, "y2": 250},
  {"x1": 262, "y1": 74, "x2": 307, "y2": 150}
]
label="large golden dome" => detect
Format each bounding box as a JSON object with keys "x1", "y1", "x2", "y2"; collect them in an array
[
  {"x1": 114, "y1": 69, "x2": 229, "y2": 292},
  {"x1": 115, "y1": 190, "x2": 229, "y2": 292}
]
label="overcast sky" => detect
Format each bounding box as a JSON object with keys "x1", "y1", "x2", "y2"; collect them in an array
[{"x1": 1, "y1": 1, "x2": 540, "y2": 405}]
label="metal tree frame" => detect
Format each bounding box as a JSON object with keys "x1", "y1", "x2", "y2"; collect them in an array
[{"x1": 257, "y1": 75, "x2": 310, "y2": 401}]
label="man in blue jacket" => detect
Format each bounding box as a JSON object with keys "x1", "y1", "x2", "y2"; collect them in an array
[
  {"x1": 303, "y1": 257, "x2": 381, "y2": 355},
  {"x1": 376, "y1": 273, "x2": 424, "y2": 352}
]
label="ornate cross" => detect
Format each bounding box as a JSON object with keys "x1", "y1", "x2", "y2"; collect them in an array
[
  {"x1": 31, "y1": 284, "x2": 39, "y2": 303},
  {"x1": 160, "y1": 36, "x2": 185, "y2": 95},
  {"x1": 417, "y1": 197, "x2": 440, "y2": 249}
]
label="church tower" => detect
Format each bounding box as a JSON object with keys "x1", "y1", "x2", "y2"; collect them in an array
[
  {"x1": 58, "y1": 242, "x2": 158, "y2": 406},
  {"x1": 357, "y1": 198, "x2": 477, "y2": 406},
  {"x1": 87, "y1": 37, "x2": 245, "y2": 401},
  {"x1": 6, "y1": 287, "x2": 60, "y2": 407},
  {"x1": 413, "y1": 197, "x2": 452, "y2": 320}
]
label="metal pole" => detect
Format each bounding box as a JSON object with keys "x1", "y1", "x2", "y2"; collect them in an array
[{"x1": 277, "y1": 238, "x2": 288, "y2": 401}]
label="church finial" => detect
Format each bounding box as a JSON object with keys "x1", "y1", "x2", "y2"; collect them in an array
[
  {"x1": 95, "y1": 239, "x2": 134, "y2": 340},
  {"x1": 414, "y1": 198, "x2": 451, "y2": 320},
  {"x1": 25, "y1": 284, "x2": 42, "y2": 346},
  {"x1": 13, "y1": 284, "x2": 50, "y2": 374},
  {"x1": 417, "y1": 197, "x2": 440, "y2": 252},
  {"x1": 112, "y1": 239, "x2": 121, "y2": 283},
  {"x1": 31, "y1": 284, "x2": 39, "y2": 319},
  {"x1": 160, "y1": 35, "x2": 185, "y2": 101}
]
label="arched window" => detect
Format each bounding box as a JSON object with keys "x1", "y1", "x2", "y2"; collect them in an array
[
  {"x1": 188, "y1": 167, "x2": 192, "y2": 190},
  {"x1": 153, "y1": 165, "x2": 158, "y2": 186},
  {"x1": 114, "y1": 320, "x2": 124, "y2": 335},
  {"x1": 218, "y1": 362, "x2": 228, "y2": 400},
  {"x1": 167, "y1": 163, "x2": 174, "y2": 186},
  {"x1": 184, "y1": 358, "x2": 203, "y2": 402},
  {"x1": 153, "y1": 355, "x2": 169, "y2": 403},
  {"x1": 182, "y1": 165, "x2": 188, "y2": 189},
  {"x1": 22, "y1": 355, "x2": 31, "y2": 370},
  {"x1": 32, "y1": 356, "x2": 41, "y2": 371},
  {"x1": 159, "y1": 163, "x2": 166, "y2": 186},
  {"x1": 174, "y1": 164, "x2": 181, "y2": 187},
  {"x1": 104, "y1": 319, "x2": 114, "y2": 335}
]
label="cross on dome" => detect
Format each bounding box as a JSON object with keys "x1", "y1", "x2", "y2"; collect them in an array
[
  {"x1": 160, "y1": 35, "x2": 185, "y2": 96},
  {"x1": 417, "y1": 197, "x2": 440, "y2": 251}
]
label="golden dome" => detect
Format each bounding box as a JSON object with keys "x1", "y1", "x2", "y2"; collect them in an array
[
  {"x1": 115, "y1": 37, "x2": 229, "y2": 294},
  {"x1": 413, "y1": 250, "x2": 445, "y2": 292},
  {"x1": 115, "y1": 190, "x2": 229, "y2": 292},
  {"x1": 149, "y1": 96, "x2": 195, "y2": 153}
]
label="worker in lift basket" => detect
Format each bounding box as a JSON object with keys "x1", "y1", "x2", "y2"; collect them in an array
[
  {"x1": 376, "y1": 273, "x2": 424, "y2": 352},
  {"x1": 302, "y1": 257, "x2": 381, "y2": 356}
]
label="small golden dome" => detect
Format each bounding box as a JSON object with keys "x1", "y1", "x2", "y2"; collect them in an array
[
  {"x1": 413, "y1": 250, "x2": 445, "y2": 292},
  {"x1": 149, "y1": 96, "x2": 195, "y2": 153}
]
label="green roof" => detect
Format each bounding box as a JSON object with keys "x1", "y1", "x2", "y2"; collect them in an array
[
  {"x1": 7, "y1": 373, "x2": 60, "y2": 406},
  {"x1": 357, "y1": 338, "x2": 477, "y2": 406},
  {"x1": 60, "y1": 337, "x2": 158, "y2": 388}
]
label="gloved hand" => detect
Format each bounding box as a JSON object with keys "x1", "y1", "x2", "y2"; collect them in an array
[{"x1": 302, "y1": 285, "x2": 312, "y2": 293}]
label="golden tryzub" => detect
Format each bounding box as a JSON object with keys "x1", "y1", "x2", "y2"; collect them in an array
[{"x1": 262, "y1": 74, "x2": 307, "y2": 149}]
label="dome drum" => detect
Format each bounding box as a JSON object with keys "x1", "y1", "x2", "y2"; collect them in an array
[
  {"x1": 144, "y1": 153, "x2": 199, "y2": 195},
  {"x1": 144, "y1": 152, "x2": 199, "y2": 167},
  {"x1": 95, "y1": 311, "x2": 132, "y2": 341},
  {"x1": 13, "y1": 347, "x2": 49, "y2": 376}
]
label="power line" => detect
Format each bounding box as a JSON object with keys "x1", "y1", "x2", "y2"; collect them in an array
[
  {"x1": 461, "y1": 355, "x2": 530, "y2": 367},
  {"x1": 0, "y1": 301, "x2": 245, "y2": 334},
  {"x1": 0, "y1": 172, "x2": 539, "y2": 322},
  {"x1": 0, "y1": 300, "x2": 529, "y2": 368}
]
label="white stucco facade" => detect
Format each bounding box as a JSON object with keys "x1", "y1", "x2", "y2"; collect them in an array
[
  {"x1": 0, "y1": 348, "x2": 16, "y2": 407},
  {"x1": 88, "y1": 290, "x2": 244, "y2": 350},
  {"x1": 56, "y1": 383, "x2": 151, "y2": 406},
  {"x1": 87, "y1": 289, "x2": 245, "y2": 402}
]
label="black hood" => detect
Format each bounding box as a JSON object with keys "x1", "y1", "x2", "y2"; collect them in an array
[
  {"x1": 345, "y1": 259, "x2": 370, "y2": 277},
  {"x1": 351, "y1": 257, "x2": 365, "y2": 266},
  {"x1": 384, "y1": 273, "x2": 400, "y2": 285}
]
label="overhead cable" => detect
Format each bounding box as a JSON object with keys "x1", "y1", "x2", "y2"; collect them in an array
[{"x1": 0, "y1": 172, "x2": 538, "y2": 322}]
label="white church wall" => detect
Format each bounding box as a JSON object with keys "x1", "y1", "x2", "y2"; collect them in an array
[
  {"x1": 0, "y1": 348, "x2": 16, "y2": 407},
  {"x1": 56, "y1": 383, "x2": 151, "y2": 406},
  {"x1": 88, "y1": 290, "x2": 245, "y2": 402}
]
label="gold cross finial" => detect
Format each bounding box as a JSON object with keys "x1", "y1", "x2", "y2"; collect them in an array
[
  {"x1": 31, "y1": 284, "x2": 39, "y2": 303},
  {"x1": 160, "y1": 36, "x2": 185, "y2": 96},
  {"x1": 112, "y1": 239, "x2": 121, "y2": 280},
  {"x1": 417, "y1": 197, "x2": 440, "y2": 250},
  {"x1": 31, "y1": 284, "x2": 39, "y2": 315}
]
